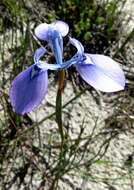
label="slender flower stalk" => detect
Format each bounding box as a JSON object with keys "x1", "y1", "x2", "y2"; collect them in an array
[{"x1": 56, "y1": 70, "x2": 65, "y2": 143}]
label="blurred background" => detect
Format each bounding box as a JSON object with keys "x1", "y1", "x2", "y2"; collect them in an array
[{"x1": 0, "y1": 0, "x2": 134, "y2": 189}]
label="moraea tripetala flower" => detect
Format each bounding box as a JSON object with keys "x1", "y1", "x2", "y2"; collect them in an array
[{"x1": 10, "y1": 20, "x2": 125, "y2": 114}]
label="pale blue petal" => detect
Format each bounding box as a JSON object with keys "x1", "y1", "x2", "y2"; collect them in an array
[
  {"x1": 69, "y1": 37, "x2": 84, "y2": 55},
  {"x1": 35, "y1": 21, "x2": 69, "y2": 40},
  {"x1": 10, "y1": 65, "x2": 48, "y2": 114},
  {"x1": 58, "y1": 35, "x2": 63, "y2": 54},
  {"x1": 51, "y1": 20, "x2": 69, "y2": 37},
  {"x1": 35, "y1": 23, "x2": 49, "y2": 40},
  {"x1": 50, "y1": 37, "x2": 63, "y2": 65},
  {"x1": 76, "y1": 54, "x2": 125, "y2": 92},
  {"x1": 87, "y1": 54, "x2": 125, "y2": 87},
  {"x1": 34, "y1": 47, "x2": 46, "y2": 63}
]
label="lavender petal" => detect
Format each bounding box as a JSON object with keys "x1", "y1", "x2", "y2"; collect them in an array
[
  {"x1": 76, "y1": 54, "x2": 125, "y2": 92},
  {"x1": 69, "y1": 37, "x2": 84, "y2": 55},
  {"x1": 10, "y1": 65, "x2": 48, "y2": 114},
  {"x1": 51, "y1": 20, "x2": 69, "y2": 37},
  {"x1": 50, "y1": 37, "x2": 63, "y2": 65},
  {"x1": 34, "y1": 47, "x2": 46, "y2": 63},
  {"x1": 35, "y1": 23, "x2": 49, "y2": 40}
]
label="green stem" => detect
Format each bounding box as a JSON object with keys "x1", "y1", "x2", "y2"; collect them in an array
[{"x1": 56, "y1": 70, "x2": 65, "y2": 144}]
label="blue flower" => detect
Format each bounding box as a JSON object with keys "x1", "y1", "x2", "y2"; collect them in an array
[
  {"x1": 10, "y1": 21, "x2": 125, "y2": 114},
  {"x1": 69, "y1": 37, "x2": 125, "y2": 92}
]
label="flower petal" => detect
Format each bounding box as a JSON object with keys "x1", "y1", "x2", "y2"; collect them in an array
[
  {"x1": 88, "y1": 54, "x2": 125, "y2": 87},
  {"x1": 34, "y1": 47, "x2": 46, "y2": 63},
  {"x1": 50, "y1": 37, "x2": 63, "y2": 65},
  {"x1": 69, "y1": 37, "x2": 84, "y2": 55},
  {"x1": 51, "y1": 20, "x2": 69, "y2": 37},
  {"x1": 76, "y1": 54, "x2": 125, "y2": 92},
  {"x1": 10, "y1": 65, "x2": 48, "y2": 114},
  {"x1": 35, "y1": 23, "x2": 49, "y2": 40},
  {"x1": 35, "y1": 20, "x2": 69, "y2": 41}
]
